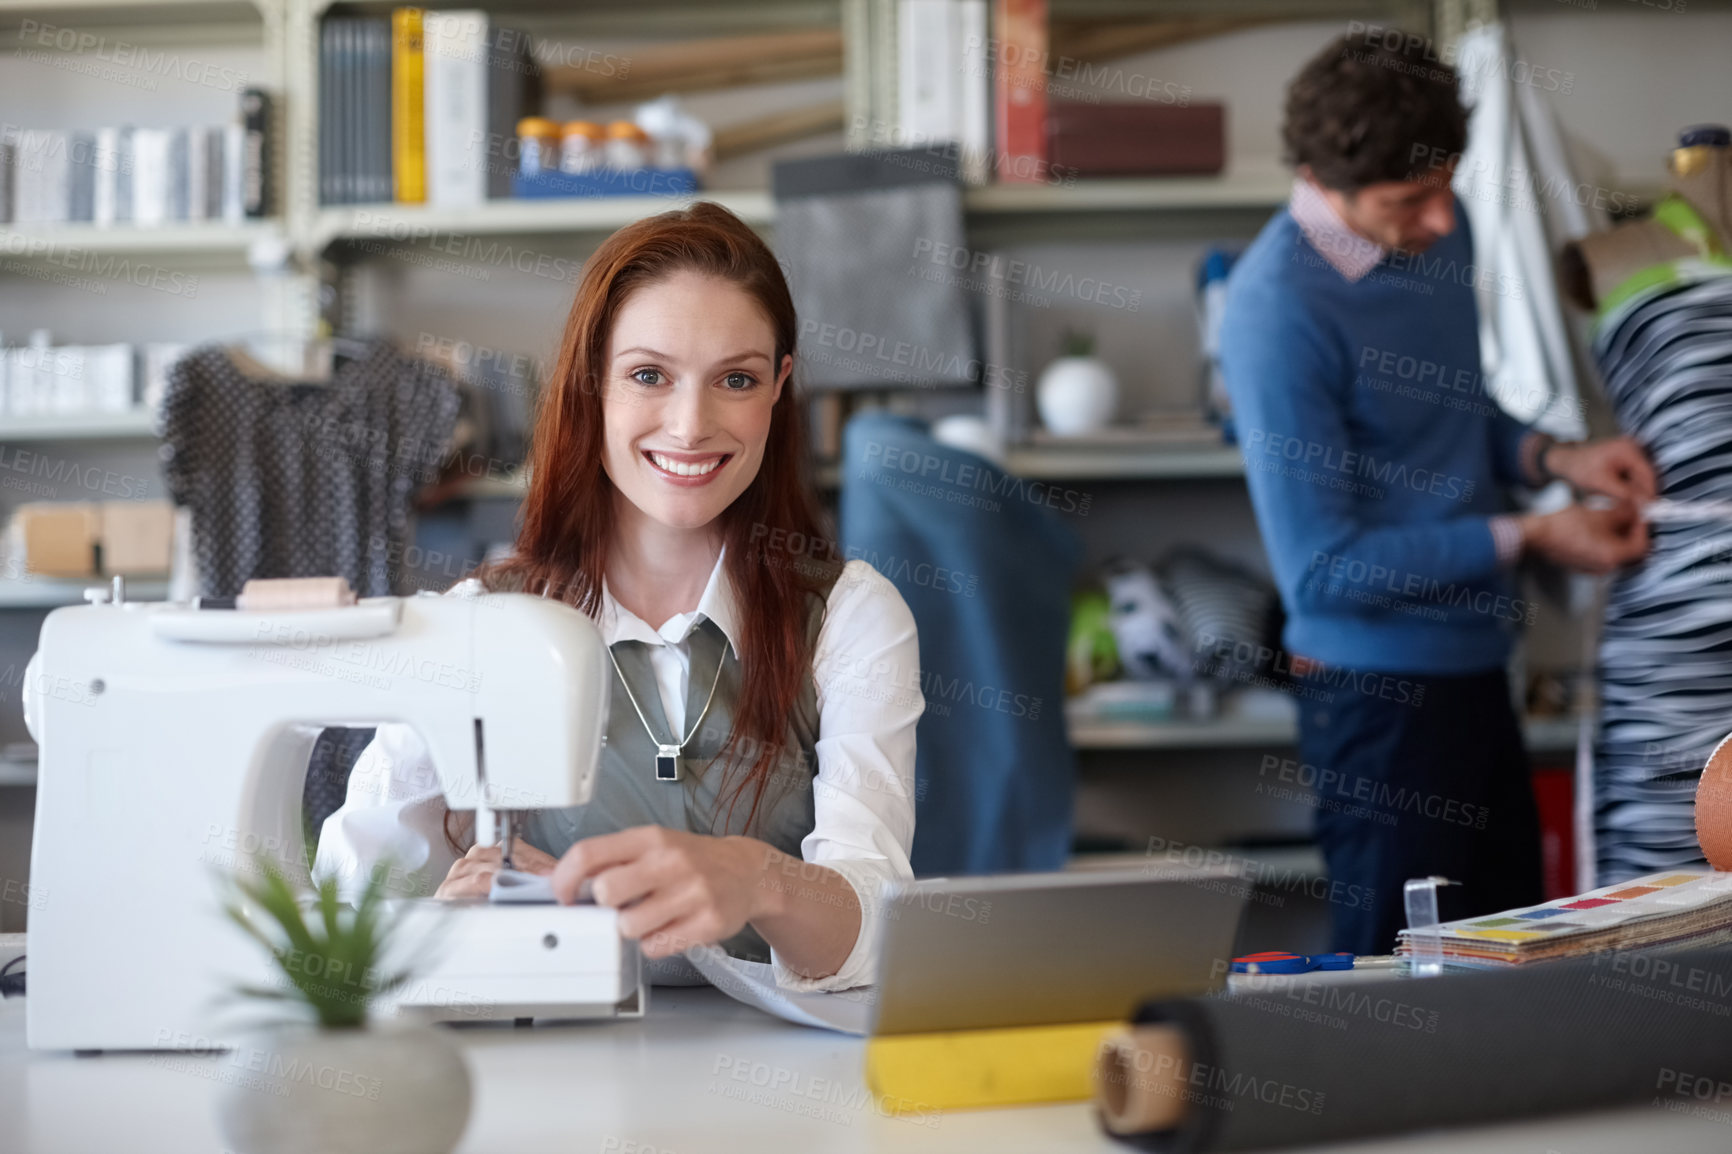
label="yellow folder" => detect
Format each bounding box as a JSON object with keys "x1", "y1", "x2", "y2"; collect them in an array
[
  {"x1": 391, "y1": 8, "x2": 426, "y2": 203},
  {"x1": 866, "y1": 1020, "x2": 1118, "y2": 1113}
]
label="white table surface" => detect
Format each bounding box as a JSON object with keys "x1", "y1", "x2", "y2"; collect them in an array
[{"x1": 1, "y1": 988, "x2": 1727, "y2": 1154}]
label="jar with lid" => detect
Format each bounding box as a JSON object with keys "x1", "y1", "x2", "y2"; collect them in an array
[
  {"x1": 559, "y1": 121, "x2": 603, "y2": 174},
  {"x1": 603, "y1": 121, "x2": 650, "y2": 171},
  {"x1": 515, "y1": 117, "x2": 561, "y2": 177}
]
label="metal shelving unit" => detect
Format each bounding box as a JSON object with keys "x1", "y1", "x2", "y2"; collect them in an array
[
  {"x1": 1068, "y1": 712, "x2": 1582, "y2": 754},
  {"x1": 0, "y1": 411, "x2": 159, "y2": 440},
  {"x1": 307, "y1": 165, "x2": 1297, "y2": 252},
  {"x1": 312, "y1": 190, "x2": 776, "y2": 250},
  {"x1": 0, "y1": 577, "x2": 170, "y2": 609},
  {"x1": 0, "y1": 221, "x2": 277, "y2": 259},
  {"x1": 1006, "y1": 443, "x2": 1244, "y2": 480}
]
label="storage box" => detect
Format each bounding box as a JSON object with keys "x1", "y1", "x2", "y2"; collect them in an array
[
  {"x1": 1046, "y1": 102, "x2": 1226, "y2": 177},
  {"x1": 100, "y1": 500, "x2": 174, "y2": 575},
  {"x1": 511, "y1": 167, "x2": 699, "y2": 199},
  {"x1": 16, "y1": 503, "x2": 100, "y2": 578},
  {"x1": 12, "y1": 499, "x2": 174, "y2": 578}
]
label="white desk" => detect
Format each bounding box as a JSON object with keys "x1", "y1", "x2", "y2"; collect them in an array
[{"x1": 0, "y1": 989, "x2": 1726, "y2": 1153}]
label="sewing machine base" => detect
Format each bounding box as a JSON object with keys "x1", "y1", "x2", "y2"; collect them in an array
[{"x1": 382, "y1": 902, "x2": 645, "y2": 1025}]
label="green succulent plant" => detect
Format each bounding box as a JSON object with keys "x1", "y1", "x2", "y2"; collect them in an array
[
  {"x1": 1060, "y1": 329, "x2": 1097, "y2": 358},
  {"x1": 221, "y1": 859, "x2": 417, "y2": 1029}
]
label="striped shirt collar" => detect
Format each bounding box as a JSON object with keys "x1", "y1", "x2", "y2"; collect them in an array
[{"x1": 1290, "y1": 178, "x2": 1388, "y2": 283}]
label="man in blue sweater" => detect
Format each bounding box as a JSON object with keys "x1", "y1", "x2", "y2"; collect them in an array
[{"x1": 1220, "y1": 30, "x2": 1653, "y2": 954}]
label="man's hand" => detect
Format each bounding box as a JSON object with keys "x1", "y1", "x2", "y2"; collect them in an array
[
  {"x1": 550, "y1": 826, "x2": 769, "y2": 959},
  {"x1": 433, "y1": 838, "x2": 558, "y2": 900},
  {"x1": 1546, "y1": 437, "x2": 1657, "y2": 504},
  {"x1": 1519, "y1": 500, "x2": 1649, "y2": 574}
]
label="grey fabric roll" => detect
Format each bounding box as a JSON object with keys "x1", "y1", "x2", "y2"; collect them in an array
[
  {"x1": 1116, "y1": 946, "x2": 1732, "y2": 1151},
  {"x1": 772, "y1": 150, "x2": 977, "y2": 390}
]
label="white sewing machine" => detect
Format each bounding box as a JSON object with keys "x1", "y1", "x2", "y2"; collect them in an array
[{"x1": 23, "y1": 579, "x2": 640, "y2": 1052}]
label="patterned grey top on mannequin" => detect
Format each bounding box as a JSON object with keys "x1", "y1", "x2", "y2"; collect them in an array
[
  {"x1": 159, "y1": 340, "x2": 460, "y2": 597},
  {"x1": 492, "y1": 562, "x2": 843, "y2": 965}
]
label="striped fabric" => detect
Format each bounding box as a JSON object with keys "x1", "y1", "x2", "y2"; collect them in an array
[
  {"x1": 1162, "y1": 551, "x2": 1278, "y2": 685},
  {"x1": 1593, "y1": 272, "x2": 1732, "y2": 883}
]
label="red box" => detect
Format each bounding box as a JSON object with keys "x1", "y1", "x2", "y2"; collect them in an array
[{"x1": 1046, "y1": 101, "x2": 1226, "y2": 177}]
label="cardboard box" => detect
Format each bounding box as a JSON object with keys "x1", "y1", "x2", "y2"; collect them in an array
[
  {"x1": 13, "y1": 499, "x2": 174, "y2": 578},
  {"x1": 17, "y1": 503, "x2": 100, "y2": 578},
  {"x1": 100, "y1": 500, "x2": 174, "y2": 575}
]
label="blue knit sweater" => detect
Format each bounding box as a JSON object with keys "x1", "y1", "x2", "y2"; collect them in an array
[{"x1": 1219, "y1": 203, "x2": 1534, "y2": 675}]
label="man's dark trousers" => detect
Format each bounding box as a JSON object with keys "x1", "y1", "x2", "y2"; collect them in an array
[{"x1": 1297, "y1": 667, "x2": 1543, "y2": 955}]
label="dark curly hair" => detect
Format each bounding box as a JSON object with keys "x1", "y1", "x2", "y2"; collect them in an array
[{"x1": 1282, "y1": 29, "x2": 1469, "y2": 193}]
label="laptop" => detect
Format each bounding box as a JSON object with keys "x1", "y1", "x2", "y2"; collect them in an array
[{"x1": 867, "y1": 864, "x2": 1249, "y2": 1034}]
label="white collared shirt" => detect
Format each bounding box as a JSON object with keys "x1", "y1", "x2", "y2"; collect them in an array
[
  {"x1": 1289, "y1": 177, "x2": 1388, "y2": 283},
  {"x1": 313, "y1": 553, "x2": 923, "y2": 992}
]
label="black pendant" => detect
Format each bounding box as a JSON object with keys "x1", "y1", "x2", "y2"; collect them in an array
[{"x1": 655, "y1": 743, "x2": 682, "y2": 782}]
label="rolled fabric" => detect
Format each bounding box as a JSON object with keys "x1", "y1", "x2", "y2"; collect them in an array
[
  {"x1": 1100, "y1": 946, "x2": 1732, "y2": 1151},
  {"x1": 1097, "y1": 1025, "x2": 1190, "y2": 1136}
]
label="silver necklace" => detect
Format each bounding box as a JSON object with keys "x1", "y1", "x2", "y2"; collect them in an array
[{"x1": 607, "y1": 637, "x2": 729, "y2": 782}]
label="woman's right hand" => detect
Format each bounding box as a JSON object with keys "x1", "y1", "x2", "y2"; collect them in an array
[{"x1": 433, "y1": 838, "x2": 558, "y2": 900}]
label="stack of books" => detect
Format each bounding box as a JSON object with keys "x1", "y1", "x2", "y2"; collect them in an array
[
  {"x1": 320, "y1": 8, "x2": 537, "y2": 207},
  {"x1": 1396, "y1": 868, "x2": 1732, "y2": 965},
  {"x1": 0, "y1": 338, "x2": 185, "y2": 418},
  {"x1": 0, "y1": 90, "x2": 271, "y2": 227},
  {"x1": 847, "y1": 0, "x2": 1049, "y2": 186}
]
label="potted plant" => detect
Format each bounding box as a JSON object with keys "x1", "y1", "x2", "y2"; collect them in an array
[{"x1": 215, "y1": 860, "x2": 472, "y2": 1154}]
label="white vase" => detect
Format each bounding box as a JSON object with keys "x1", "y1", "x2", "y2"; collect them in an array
[
  {"x1": 1036, "y1": 355, "x2": 1118, "y2": 436},
  {"x1": 215, "y1": 1022, "x2": 472, "y2": 1154}
]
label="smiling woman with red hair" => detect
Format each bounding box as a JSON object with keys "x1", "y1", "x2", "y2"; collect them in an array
[{"x1": 315, "y1": 203, "x2": 922, "y2": 987}]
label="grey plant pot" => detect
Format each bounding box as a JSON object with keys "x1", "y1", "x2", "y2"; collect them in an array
[{"x1": 215, "y1": 1022, "x2": 472, "y2": 1154}]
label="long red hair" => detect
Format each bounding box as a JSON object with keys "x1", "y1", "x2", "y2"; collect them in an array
[{"x1": 475, "y1": 201, "x2": 829, "y2": 832}]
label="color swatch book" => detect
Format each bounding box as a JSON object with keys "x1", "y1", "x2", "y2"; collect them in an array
[{"x1": 1396, "y1": 868, "x2": 1732, "y2": 965}]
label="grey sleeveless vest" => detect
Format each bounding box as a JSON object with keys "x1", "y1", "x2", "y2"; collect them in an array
[{"x1": 498, "y1": 560, "x2": 843, "y2": 964}]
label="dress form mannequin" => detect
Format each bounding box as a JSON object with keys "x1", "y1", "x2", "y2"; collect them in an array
[
  {"x1": 1569, "y1": 125, "x2": 1732, "y2": 886},
  {"x1": 1560, "y1": 125, "x2": 1732, "y2": 311}
]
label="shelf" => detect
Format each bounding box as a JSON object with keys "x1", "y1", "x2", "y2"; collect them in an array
[
  {"x1": 0, "y1": 0, "x2": 263, "y2": 31},
  {"x1": 313, "y1": 191, "x2": 775, "y2": 251},
  {"x1": 310, "y1": 166, "x2": 1291, "y2": 253},
  {"x1": 817, "y1": 445, "x2": 1243, "y2": 488},
  {"x1": 1069, "y1": 711, "x2": 1583, "y2": 754},
  {"x1": 444, "y1": 472, "x2": 528, "y2": 501},
  {"x1": 0, "y1": 577, "x2": 169, "y2": 608},
  {"x1": 0, "y1": 761, "x2": 36, "y2": 788},
  {"x1": 0, "y1": 410, "x2": 157, "y2": 440},
  {"x1": 0, "y1": 222, "x2": 276, "y2": 260},
  {"x1": 1071, "y1": 843, "x2": 1327, "y2": 880},
  {"x1": 1070, "y1": 714, "x2": 1297, "y2": 749},
  {"x1": 966, "y1": 164, "x2": 1292, "y2": 215},
  {"x1": 307, "y1": 0, "x2": 837, "y2": 30},
  {"x1": 1004, "y1": 443, "x2": 1242, "y2": 480}
]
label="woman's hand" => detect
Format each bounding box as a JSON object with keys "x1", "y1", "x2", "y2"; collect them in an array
[
  {"x1": 550, "y1": 826, "x2": 767, "y2": 959},
  {"x1": 433, "y1": 838, "x2": 559, "y2": 900}
]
